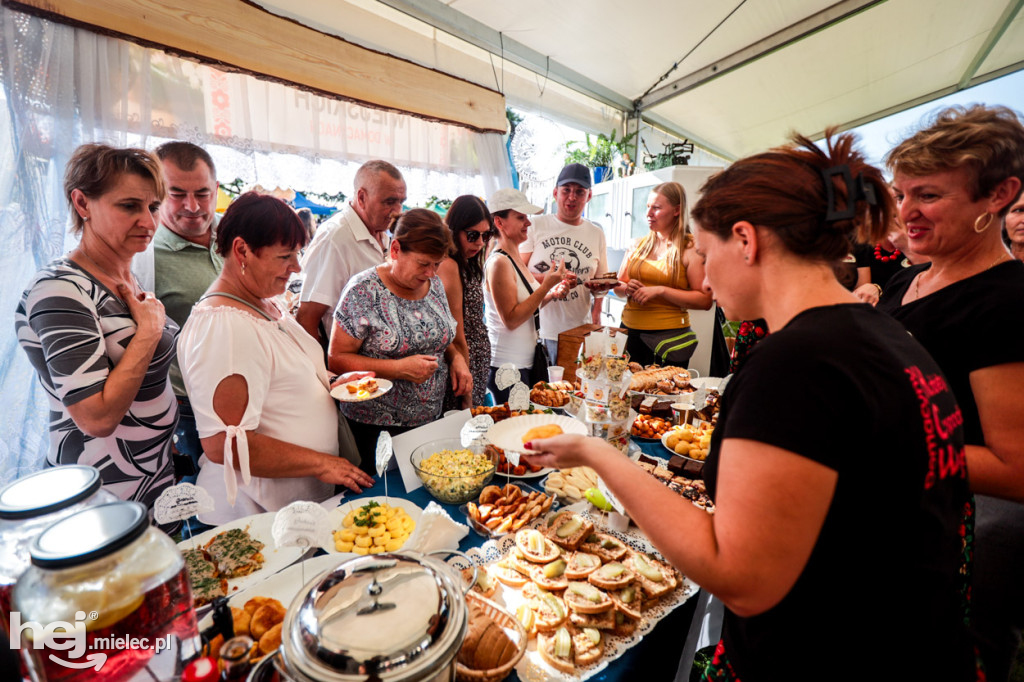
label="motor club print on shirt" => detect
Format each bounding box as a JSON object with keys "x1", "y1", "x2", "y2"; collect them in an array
[{"x1": 533, "y1": 236, "x2": 597, "y2": 301}]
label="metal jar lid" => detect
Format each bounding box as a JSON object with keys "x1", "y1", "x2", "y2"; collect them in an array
[
  {"x1": 279, "y1": 552, "x2": 469, "y2": 681},
  {"x1": 0, "y1": 465, "x2": 102, "y2": 520},
  {"x1": 29, "y1": 501, "x2": 149, "y2": 569}
]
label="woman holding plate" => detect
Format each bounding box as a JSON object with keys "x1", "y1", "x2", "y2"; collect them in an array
[
  {"x1": 178, "y1": 192, "x2": 374, "y2": 526},
  {"x1": 613, "y1": 181, "x2": 712, "y2": 367},
  {"x1": 526, "y1": 132, "x2": 977, "y2": 679},
  {"x1": 329, "y1": 209, "x2": 472, "y2": 470}
]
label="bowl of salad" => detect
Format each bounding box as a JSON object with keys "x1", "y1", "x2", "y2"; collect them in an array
[{"x1": 410, "y1": 439, "x2": 497, "y2": 504}]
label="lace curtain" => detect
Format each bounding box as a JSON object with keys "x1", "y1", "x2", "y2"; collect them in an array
[{"x1": 0, "y1": 6, "x2": 512, "y2": 485}]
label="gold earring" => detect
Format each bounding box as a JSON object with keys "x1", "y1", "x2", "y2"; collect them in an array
[{"x1": 974, "y1": 213, "x2": 994, "y2": 233}]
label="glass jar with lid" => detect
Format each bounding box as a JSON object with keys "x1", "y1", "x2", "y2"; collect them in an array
[
  {"x1": 13, "y1": 501, "x2": 201, "y2": 682},
  {"x1": 0, "y1": 466, "x2": 116, "y2": 626}
]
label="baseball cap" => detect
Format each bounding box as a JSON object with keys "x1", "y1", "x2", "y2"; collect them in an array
[
  {"x1": 487, "y1": 188, "x2": 543, "y2": 214},
  {"x1": 556, "y1": 163, "x2": 592, "y2": 189}
]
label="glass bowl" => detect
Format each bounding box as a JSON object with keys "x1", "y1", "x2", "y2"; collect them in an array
[{"x1": 409, "y1": 438, "x2": 497, "y2": 505}]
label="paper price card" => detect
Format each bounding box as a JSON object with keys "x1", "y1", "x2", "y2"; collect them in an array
[
  {"x1": 508, "y1": 381, "x2": 530, "y2": 411},
  {"x1": 596, "y1": 477, "x2": 630, "y2": 532},
  {"x1": 376, "y1": 431, "x2": 394, "y2": 477},
  {"x1": 596, "y1": 476, "x2": 627, "y2": 515},
  {"x1": 495, "y1": 363, "x2": 519, "y2": 390},
  {"x1": 153, "y1": 482, "x2": 215, "y2": 525},
  {"x1": 460, "y1": 414, "x2": 493, "y2": 448},
  {"x1": 272, "y1": 501, "x2": 331, "y2": 549}
]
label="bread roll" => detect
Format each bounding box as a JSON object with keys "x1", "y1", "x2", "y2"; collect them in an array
[
  {"x1": 258, "y1": 623, "x2": 282, "y2": 655},
  {"x1": 250, "y1": 602, "x2": 286, "y2": 639}
]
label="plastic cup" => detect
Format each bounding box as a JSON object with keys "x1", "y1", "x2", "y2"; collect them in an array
[{"x1": 547, "y1": 366, "x2": 564, "y2": 383}]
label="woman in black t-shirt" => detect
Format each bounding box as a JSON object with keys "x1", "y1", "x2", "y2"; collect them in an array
[
  {"x1": 524, "y1": 132, "x2": 977, "y2": 680},
  {"x1": 878, "y1": 105, "x2": 1024, "y2": 682}
]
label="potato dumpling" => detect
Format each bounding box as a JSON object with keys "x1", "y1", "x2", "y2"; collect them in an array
[
  {"x1": 335, "y1": 502, "x2": 416, "y2": 554},
  {"x1": 674, "y1": 441, "x2": 692, "y2": 455}
]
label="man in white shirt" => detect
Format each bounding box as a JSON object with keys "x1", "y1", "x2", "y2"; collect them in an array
[
  {"x1": 521, "y1": 163, "x2": 614, "y2": 359},
  {"x1": 295, "y1": 160, "x2": 407, "y2": 346}
]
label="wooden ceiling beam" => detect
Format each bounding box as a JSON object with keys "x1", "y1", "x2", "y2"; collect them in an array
[{"x1": 5, "y1": 0, "x2": 507, "y2": 132}]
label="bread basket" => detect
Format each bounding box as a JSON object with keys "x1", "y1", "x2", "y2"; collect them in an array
[{"x1": 456, "y1": 591, "x2": 527, "y2": 682}]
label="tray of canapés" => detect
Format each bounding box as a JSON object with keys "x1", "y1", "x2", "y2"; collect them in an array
[{"x1": 453, "y1": 509, "x2": 697, "y2": 679}]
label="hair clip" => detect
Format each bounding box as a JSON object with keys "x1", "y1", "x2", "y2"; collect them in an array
[{"x1": 822, "y1": 164, "x2": 878, "y2": 222}]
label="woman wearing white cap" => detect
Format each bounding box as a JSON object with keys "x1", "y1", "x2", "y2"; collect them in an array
[{"x1": 485, "y1": 189, "x2": 573, "y2": 403}]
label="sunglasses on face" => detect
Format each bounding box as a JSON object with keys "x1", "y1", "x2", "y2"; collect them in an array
[{"x1": 464, "y1": 229, "x2": 495, "y2": 243}]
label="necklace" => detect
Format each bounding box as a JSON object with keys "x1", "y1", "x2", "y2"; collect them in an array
[
  {"x1": 913, "y1": 253, "x2": 1010, "y2": 301},
  {"x1": 874, "y1": 243, "x2": 901, "y2": 262}
]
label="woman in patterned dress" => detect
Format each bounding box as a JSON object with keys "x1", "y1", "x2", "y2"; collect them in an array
[
  {"x1": 329, "y1": 209, "x2": 472, "y2": 472},
  {"x1": 438, "y1": 195, "x2": 492, "y2": 410},
  {"x1": 15, "y1": 144, "x2": 177, "y2": 520}
]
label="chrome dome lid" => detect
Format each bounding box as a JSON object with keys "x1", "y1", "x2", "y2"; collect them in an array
[{"x1": 280, "y1": 552, "x2": 468, "y2": 681}]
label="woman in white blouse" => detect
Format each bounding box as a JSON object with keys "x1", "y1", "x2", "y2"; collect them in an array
[
  {"x1": 484, "y1": 189, "x2": 573, "y2": 402},
  {"x1": 178, "y1": 192, "x2": 374, "y2": 524}
]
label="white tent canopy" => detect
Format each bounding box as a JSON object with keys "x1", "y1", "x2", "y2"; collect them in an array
[{"x1": 254, "y1": 0, "x2": 1024, "y2": 160}]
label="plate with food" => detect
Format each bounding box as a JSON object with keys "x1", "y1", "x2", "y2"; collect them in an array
[
  {"x1": 660, "y1": 424, "x2": 714, "y2": 462},
  {"x1": 178, "y1": 512, "x2": 307, "y2": 607},
  {"x1": 530, "y1": 381, "x2": 573, "y2": 409},
  {"x1": 446, "y1": 511, "x2": 699, "y2": 681},
  {"x1": 585, "y1": 273, "x2": 620, "y2": 287},
  {"x1": 323, "y1": 496, "x2": 423, "y2": 555},
  {"x1": 459, "y1": 482, "x2": 555, "y2": 538},
  {"x1": 197, "y1": 553, "x2": 344, "y2": 634},
  {"x1": 330, "y1": 377, "x2": 392, "y2": 402},
  {"x1": 630, "y1": 414, "x2": 675, "y2": 442},
  {"x1": 486, "y1": 414, "x2": 588, "y2": 455}
]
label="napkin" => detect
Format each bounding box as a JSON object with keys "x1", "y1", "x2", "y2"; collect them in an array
[{"x1": 406, "y1": 502, "x2": 469, "y2": 553}]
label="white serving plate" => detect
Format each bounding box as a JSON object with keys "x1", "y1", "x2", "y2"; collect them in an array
[
  {"x1": 198, "y1": 553, "x2": 345, "y2": 628},
  {"x1": 177, "y1": 512, "x2": 306, "y2": 603},
  {"x1": 330, "y1": 378, "x2": 393, "y2": 402},
  {"x1": 486, "y1": 414, "x2": 588, "y2": 454},
  {"x1": 320, "y1": 495, "x2": 424, "y2": 555},
  {"x1": 660, "y1": 428, "x2": 708, "y2": 463}
]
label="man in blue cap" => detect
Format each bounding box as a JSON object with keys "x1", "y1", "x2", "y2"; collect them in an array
[{"x1": 521, "y1": 163, "x2": 613, "y2": 360}]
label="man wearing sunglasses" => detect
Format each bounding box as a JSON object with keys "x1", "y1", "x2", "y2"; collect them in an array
[
  {"x1": 521, "y1": 163, "x2": 613, "y2": 360},
  {"x1": 296, "y1": 160, "x2": 407, "y2": 348}
]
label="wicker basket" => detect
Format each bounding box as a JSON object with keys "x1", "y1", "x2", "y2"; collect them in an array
[{"x1": 456, "y1": 591, "x2": 528, "y2": 682}]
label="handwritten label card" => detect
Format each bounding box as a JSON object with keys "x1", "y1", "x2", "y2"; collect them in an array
[
  {"x1": 460, "y1": 414, "x2": 493, "y2": 448},
  {"x1": 272, "y1": 501, "x2": 331, "y2": 549},
  {"x1": 376, "y1": 431, "x2": 394, "y2": 477},
  {"x1": 508, "y1": 382, "x2": 530, "y2": 411},
  {"x1": 153, "y1": 483, "x2": 215, "y2": 525},
  {"x1": 495, "y1": 363, "x2": 519, "y2": 391}
]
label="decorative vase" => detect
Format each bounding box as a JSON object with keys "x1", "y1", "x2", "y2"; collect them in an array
[{"x1": 593, "y1": 166, "x2": 613, "y2": 183}]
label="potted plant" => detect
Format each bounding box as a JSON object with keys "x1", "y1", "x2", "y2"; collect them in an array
[{"x1": 565, "y1": 129, "x2": 638, "y2": 183}]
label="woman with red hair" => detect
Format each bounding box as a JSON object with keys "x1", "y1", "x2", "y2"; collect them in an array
[{"x1": 525, "y1": 132, "x2": 977, "y2": 680}]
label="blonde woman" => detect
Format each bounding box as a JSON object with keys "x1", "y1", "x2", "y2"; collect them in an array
[{"x1": 614, "y1": 181, "x2": 712, "y2": 366}]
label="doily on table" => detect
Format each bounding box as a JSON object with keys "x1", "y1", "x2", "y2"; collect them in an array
[{"x1": 447, "y1": 503, "x2": 699, "y2": 682}]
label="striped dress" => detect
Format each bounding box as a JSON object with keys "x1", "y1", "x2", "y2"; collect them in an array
[{"x1": 14, "y1": 258, "x2": 178, "y2": 513}]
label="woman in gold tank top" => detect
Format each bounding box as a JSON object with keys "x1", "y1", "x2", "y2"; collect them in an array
[{"x1": 614, "y1": 181, "x2": 713, "y2": 366}]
